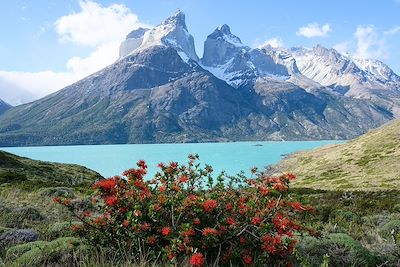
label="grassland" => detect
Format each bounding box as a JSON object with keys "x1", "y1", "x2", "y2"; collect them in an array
[{"x1": 268, "y1": 119, "x2": 400, "y2": 191}]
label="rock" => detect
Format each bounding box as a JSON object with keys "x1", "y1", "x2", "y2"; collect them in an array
[
  {"x1": 40, "y1": 187, "x2": 75, "y2": 198},
  {"x1": 0, "y1": 229, "x2": 38, "y2": 247}
]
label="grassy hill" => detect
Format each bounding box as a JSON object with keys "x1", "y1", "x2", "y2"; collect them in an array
[
  {"x1": 0, "y1": 150, "x2": 101, "y2": 189},
  {"x1": 269, "y1": 119, "x2": 400, "y2": 191}
]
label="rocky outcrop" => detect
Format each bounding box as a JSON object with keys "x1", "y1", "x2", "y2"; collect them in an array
[{"x1": 0, "y1": 229, "x2": 38, "y2": 247}]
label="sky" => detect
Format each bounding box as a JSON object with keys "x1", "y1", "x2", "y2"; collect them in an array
[{"x1": 1, "y1": 0, "x2": 400, "y2": 105}]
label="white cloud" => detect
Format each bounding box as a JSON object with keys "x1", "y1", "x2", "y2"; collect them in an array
[
  {"x1": 296, "y1": 23, "x2": 331, "y2": 38},
  {"x1": 55, "y1": 0, "x2": 147, "y2": 47},
  {"x1": 354, "y1": 25, "x2": 386, "y2": 59},
  {"x1": 0, "y1": 71, "x2": 79, "y2": 105},
  {"x1": 333, "y1": 41, "x2": 351, "y2": 55},
  {"x1": 384, "y1": 26, "x2": 400, "y2": 35},
  {"x1": 255, "y1": 37, "x2": 284, "y2": 48},
  {"x1": 66, "y1": 41, "x2": 120, "y2": 77},
  {"x1": 0, "y1": 0, "x2": 148, "y2": 106}
]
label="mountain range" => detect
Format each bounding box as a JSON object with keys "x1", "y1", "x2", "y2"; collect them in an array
[{"x1": 0, "y1": 10, "x2": 399, "y2": 147}]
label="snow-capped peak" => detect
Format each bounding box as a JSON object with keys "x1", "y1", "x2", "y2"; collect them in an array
[
  {"x1": 127, "y1": 10, "x2": 199, "y2": 61},
  {"x1": 352, "y1": 57, "x2": 400, "y2": 84},
  {"x1": 162, "y1": 9, "x2": 187, "y2": 31},
  {"x1": 209, "y1": 24, "x2": 246, "y2": 48}
]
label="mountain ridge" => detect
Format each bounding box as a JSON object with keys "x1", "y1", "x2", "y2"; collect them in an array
[{"x1": 0, "y1": 11, "x2": 398, "y2": 147}]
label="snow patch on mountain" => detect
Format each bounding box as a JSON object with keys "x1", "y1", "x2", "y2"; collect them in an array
[{"x1": 128, "y1": 10, "x2": 198, "y2": 62}]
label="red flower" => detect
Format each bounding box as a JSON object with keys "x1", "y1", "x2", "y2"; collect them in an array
[
  {"x1": 179, "y1": 175, "x2": 189, "y2": 183},
  {"x1": 239, "y1": 204, "x2": 248, "y2": 215},
  {"x1": 53, "y1": 197, "x2": 61, "y2": 204},
  {"x1": 83, "y1": 210, "x2": 91, "y2": 217},
  {"x1": 225, "y1": 203, "x2": 233, "y2": 211},
  {"x1": 137, "y1": 159, "x2": 147, "y2": 169},
  {"x1": 251, "y1": 216, "x2": 262, "y2": 226},
  {"x1": 189, "y1": 253, "x2": 204, "y2": 267},
  {"x1": 71, "y1": 224, "x2": 81, "y2": 232},
  {"x1": 182, "y1": 229, "x2": 195, "y2": 237},
  {"x1": 141, "y1": 222, "x2": 151, "y2": 231},
  {"x1": 226, "y1": 217, "x2": 235, "y2": 225},
  {"x1": 147, "y1": 235, "x2": 157, "y2": 246},
  {"x1": 289, "y1": 201, "x2": 306, "y2": 211},
  {"x1": 134, "y1": 210, "x2": 142, "y2": 217},
  {"x1": 202, "y1": 227, "x2": 218, "y2": 237},
  {"x1": 159, "y1": 185, "x2": 166, "y2": 192},
  {"x1": 242, "y1": 254, "x2": 253, "y2": 266},
  {"x1": 94, "y1": 177, "x2": 118, "y2": 192},
  {"x1": 157, "y1": 162, "x2": 165, "y2": 169},
  {"x1": 122, "y1": 220, "x2": 129, "y2": 228},
  {"x1": 193, "y1": 218, "x2": 201, "y2": 225},
  {"x1": 161, "y1": 226, "x2": 171, "y2": 237},
  {"x1": 239, "y1": 236, "x2": 246, "y2": 244},
  {"x1": 202, "y1": 199, "x2": 217, "y2": 212},
  {"x1": 273, "y1": 182, "x2": 287, "y2": 192},
  {"x1": 105, "y1": 195, "x2": 119, "y2": 206},
  {"x1": 169, "y1": 161, "x2": 178, "y2": 169},
  {"x1": 286, "y1": 173, "x2": 296, "y2": 180}
]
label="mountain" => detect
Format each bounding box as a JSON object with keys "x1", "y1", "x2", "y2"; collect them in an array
[
  {"x1": 0, "y1": 99, "x2": 11, "y2": 115},
  {"x1": 0, "y1": 11, "x2": 396, "y2": 147},
  {"x1": 201, "y1": 24, "x2": 288, "y2": 87},
  {"x1": 267, "y1": 119, "x2": 400, "y2": 191},
  {"x1": 263, "y1": 45, "x2": 400, "y2": 115}
]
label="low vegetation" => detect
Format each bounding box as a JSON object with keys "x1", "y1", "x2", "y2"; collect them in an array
[
  {"x1": 1, "y1": 140, "x2": 400, "y2": 266},
  {"x1": 268, "y1": 119, "x2": 400, "y2": 191}
]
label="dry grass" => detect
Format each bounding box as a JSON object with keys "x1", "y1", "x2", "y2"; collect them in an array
[{"x1": 269, "y1": 119, "x2": 400, "y2": 191}]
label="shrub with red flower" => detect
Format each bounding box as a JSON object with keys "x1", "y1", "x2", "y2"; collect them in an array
[{"x1": 56, "y1": 154, "x2": 316, "y2": 266}]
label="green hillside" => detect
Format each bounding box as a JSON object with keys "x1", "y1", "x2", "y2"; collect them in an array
[
  {"x1": 269, "y1": 119, "x2": 400, "y2": 191},
  {"x1": 0, "y1": 150, "x2": 101, "y2": 189}
]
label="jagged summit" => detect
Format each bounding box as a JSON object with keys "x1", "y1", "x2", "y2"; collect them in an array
[
  {"x1": 119, "y1": 10, "x2": 198, "y2": 61},
  {"x1": 219, "y1": 24, "x2": 231, "y2": 35},
  {"x1": 162, "y1": 9, "x2": 187, "y2": 30},
  {"x1": 201, "y1": 24, "x2": 288, "y2": 86}
]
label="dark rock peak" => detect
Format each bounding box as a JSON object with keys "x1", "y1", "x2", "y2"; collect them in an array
[
  {"x1": 207, "y1": 24, "x2": 243, "y2": 45},
  {"x1": 162, "y1": 9, "x2": 187, "y2": 31},
  {"x1": 219, "y1": 24, "x2": 231, "y2": 35},
  {"x1": 126, "y1": 27, "x2": 149, "y2": 39}
]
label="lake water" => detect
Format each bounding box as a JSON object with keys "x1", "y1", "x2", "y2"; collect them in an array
[{"x1": 2, "y1": 141, "x2": 342, "y2": 178}]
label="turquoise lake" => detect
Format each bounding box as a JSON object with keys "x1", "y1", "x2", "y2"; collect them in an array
[{"x1": 2, "y1": 141, "x2": 342, "y2": 178}]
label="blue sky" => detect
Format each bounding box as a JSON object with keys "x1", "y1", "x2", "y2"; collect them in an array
[{"x1": 1, "y1": 0, "x2": 400, "y2": 105}]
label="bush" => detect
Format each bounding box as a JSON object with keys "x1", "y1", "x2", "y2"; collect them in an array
[
  {"x1": 56, "y1": 155, "x2": 315, "y2": 266},
  {"x1": 10, "y1": 237, "x2": 88, "y2": 267},
  {"x1": 5, "y1": 240, "x2": 47, "y2": 261},
  {"x1": 0, "y1": 206, "x2": 44, "y2": 228},
  {"x1": 393, "y1": 203, "x2": 400, "y2": 213},
  {"x1": 297, "y1": 233, "x2": 378, "y2": 267},
  {"x1": 45, "y1": 221, "x2": 79, "y2": 240},
  {"x1": 379, "y1": 220, "x2": 400, "y2": 238}
]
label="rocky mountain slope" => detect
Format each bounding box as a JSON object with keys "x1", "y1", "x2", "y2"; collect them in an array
[
  {"x1": 264, "y1": 45, "x2": 400, "y2": 116},
  {"x1": 0, "y1": 11, "x2": 398, "y2": 146},
  {"x1": 267, "y1": 119, "x2": 400, "y2": 191},
  {"x1": 0, "y1": 99, "x2": 11, "y2": 115}
]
